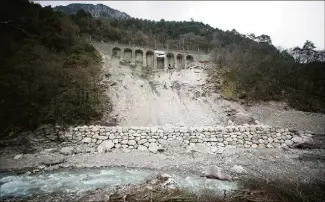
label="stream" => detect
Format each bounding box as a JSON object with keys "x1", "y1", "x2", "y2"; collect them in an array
[{"x1": 0, "y1": 167, "x2": 238, "y2": 199}]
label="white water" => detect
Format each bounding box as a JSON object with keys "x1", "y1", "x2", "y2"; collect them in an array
[{"x1": 0, "y1": 167, "x2": 238, "y2": 198}]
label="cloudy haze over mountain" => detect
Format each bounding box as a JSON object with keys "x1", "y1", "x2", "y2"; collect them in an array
[{"x1": 37, "y1": 1, "x2": 324, "y2": 50}]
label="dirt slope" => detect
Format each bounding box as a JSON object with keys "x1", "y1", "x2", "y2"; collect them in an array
[{"x1": 95, "y1": 45, "x2": 325, "y2": 134}]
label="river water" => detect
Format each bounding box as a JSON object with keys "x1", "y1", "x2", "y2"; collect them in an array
[{"x1": 0, "y1": 167, "x2": 238, "y2": 198}]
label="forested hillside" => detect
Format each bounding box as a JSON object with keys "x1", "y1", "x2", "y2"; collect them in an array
[
  {"x1": 0, "y1": 0, "x2": 109, "y2": 135},
  {"x1": 0, "y1": 0, "x2": 324, "y2": 134}
]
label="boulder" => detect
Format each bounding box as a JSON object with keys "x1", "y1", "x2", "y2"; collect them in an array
[
  {"x1": 292, "y1": 137, "x2": 303, "y2": 143},
  {"x1": 41, "y1": 156, "x2": 65, "y2": 166},
  {"x1": 73, "y1": 146, "x2": 93, "y2": 154},
  {"x1": 232, "y1": 113, "x2": 255, "y2": 125},
  {"x1": 97, "y1": 140, "x2": 114, "y2": 153},
  {"x1": 128, "y1": 140, "x2": 137, "y2": 146},
  {"x1": 138, "y1": 139, "x2": 147, "y2": 145},
  {"x1": 138, "y1": 145, "x2": 148, "y2": 151},
  {"x1": 285, "y1": 140, "x2": 294, "y2": 146},
  {"x1": 211, "y1": 147, "x2": 225, "y2": 154},
  {"x1": 202, "y1": 166, "x2": 232, "y2": 181},
  {"x1": 43, "y1": 148, "x2": 58, "y2": 153},
  {"x1": 13, "y1": 154, "x2": 23, "y2": 160},
  {"x1": 231, "y1": 165, "x2": 246, "y2": 174},
  {"x1": 227, "y1": 120, "x2": 234, "y2": 126},
  {"x1": 190, "y1": 143, "x2": 211, "y2": 154},
  {"x1": 97, "y1": 136, "x2": 108, "y2": 140},
  {"x1": 59, "y1": 147, "x2": 74, "y2": 155},
  {"x1": 81, "y1": 137, "x2": 92, "y2": 143},
  {"x1": 149, "y1": 143, "x2": 158, "y2": 153}
]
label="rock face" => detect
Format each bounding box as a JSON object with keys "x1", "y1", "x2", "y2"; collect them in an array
[
  {"x1": 54, "y1": 3, "x2": 130, "y2": 20},
  {"x1": 97, "y1": 140, "x2": 114, "y2": 153}
]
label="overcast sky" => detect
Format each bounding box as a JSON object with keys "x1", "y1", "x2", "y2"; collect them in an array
[{"x1": 37, "y1": 1, "x2": 325, "y2": 50}]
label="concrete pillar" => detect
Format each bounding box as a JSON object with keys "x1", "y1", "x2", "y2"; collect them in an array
[
  {"x1": 131, "y1": 49, "x2": 136, "y2": 64},
  {"x1": 143, "y1": 50, "x2": 147, "y2": 67},
  {"x1": 153, "y1": 51, "x2": 157, "y2": 69},
  {"x1": 175, "y1": 54, "x2": 178, "y2": 69},
  {"x1": 132, "y1": 49, "x2": 136, "y2": 61},
  {"x1": 130, "y1": 48, "x2": 136, "y2": 67},
  {"x1": 108, "y1": 45, "x2": 112, "y2": 58},
  {"x1": 120, "y1": 48, "x2": 124, "y2": 61},
  {"x1": 164, "y1": 53, "x2": 168, "y2": 71}
]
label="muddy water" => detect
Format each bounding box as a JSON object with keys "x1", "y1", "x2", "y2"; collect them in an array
[{"x1": 0, "y1": 167, "x2": 238, "y2": 198}]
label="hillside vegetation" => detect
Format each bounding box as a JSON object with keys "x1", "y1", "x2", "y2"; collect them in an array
[
  {"x1": 0, "y1": 0, "x2": 109, "y2": 135},
  {"x1": 0, "y1": 1, "x2": 324, "y2": 134}
]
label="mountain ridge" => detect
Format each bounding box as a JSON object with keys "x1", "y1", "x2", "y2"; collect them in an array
[{"x1": 54, "y1": 3, "x2": 131, "y2": 20}]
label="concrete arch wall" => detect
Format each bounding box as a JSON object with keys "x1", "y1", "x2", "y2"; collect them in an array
[
  {"x1": 157, "y1": 57, "x2": 164, "y2": 69},
  {"x1": 186, "y1": 55, "x2": 194, "y2": 67},
  {"x1": 167, "y1": 53, "x2": 175, "y2": 69},
  {"x1": 146, "y1": 51, "x2": 154, "y2": 68},
  {"x1": 112, "y1": 47, "x2": 121, "y2": 58},
  {"x1": 100, "y1": 42, "x2": 211, "y2": 69},
  {"x1": 176, "y1": 54, "x2": 185, "y2": 69},
  {"x1": 135, "y1": 49, "x2": 143, "y2": 64},
  {"x1": 123, "y1": 48, "x2": 132, "y2": 62}
]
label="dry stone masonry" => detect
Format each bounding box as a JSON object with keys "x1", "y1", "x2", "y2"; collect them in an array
[{"x1": 40, "y1": 125, "x2": 313, "y2": 154}]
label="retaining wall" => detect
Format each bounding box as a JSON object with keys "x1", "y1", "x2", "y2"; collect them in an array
[{"x1": 40, "y1": 125, "x2": 311, "y2": 153}]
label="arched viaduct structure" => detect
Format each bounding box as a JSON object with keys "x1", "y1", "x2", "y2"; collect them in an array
[{"x1": 103, "y1": 43, "x2": 210, "y2": 71}]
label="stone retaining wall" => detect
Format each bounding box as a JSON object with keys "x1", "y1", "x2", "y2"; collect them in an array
[{"x1": 41, "y1": 125, "x2": 311, "y2": 153}]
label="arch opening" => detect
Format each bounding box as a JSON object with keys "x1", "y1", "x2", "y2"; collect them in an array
[
  {"x1": 167, "y1": 53, "x2": 175, "y2": 69},
  {"x1": 186, "y1": 55, "x2": 194, "y2": 67},
  {"x1": 176, "y1": 54, "x2": 185, "y2": 69},
  {"x1": 146, "y1": 51, "x2": 154, "y2": 68},
  {"x1": 135, "y1": 50, "x2": 143, "y2": 64},
  {"x1": 112, "y1": 47, "x2": 121, "y2": 58},
  {"x1": 157, "y1": 57, "x2": 165, "y2": 69},
  {"x1": 123, "y1": 48, "x2": 132, "y2": 62}
]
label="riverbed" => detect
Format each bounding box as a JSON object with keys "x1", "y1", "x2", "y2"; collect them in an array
[{"x1": 0, "y1": 167, "x2": 238, "y2": 199}]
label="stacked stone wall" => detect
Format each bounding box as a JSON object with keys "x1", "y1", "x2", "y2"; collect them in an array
[{"x1": 40, "y1": 125, "x2": 311, "y2": 153}]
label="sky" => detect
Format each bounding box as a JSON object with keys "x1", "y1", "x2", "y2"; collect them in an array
[{"x1": 37, "y1": 1, "x2": 325, "y2": 50}]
